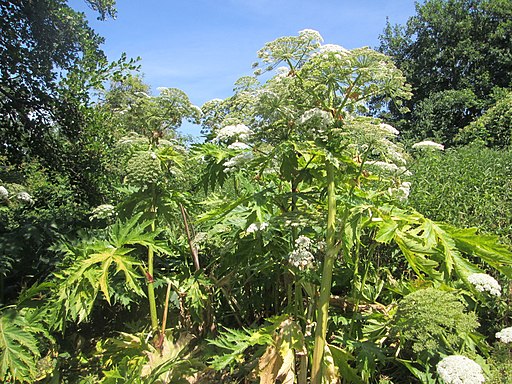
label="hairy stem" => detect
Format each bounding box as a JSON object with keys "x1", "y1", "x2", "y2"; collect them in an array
[{"x1": 311, "y1": 160, "x2": 337, "y2": 384}]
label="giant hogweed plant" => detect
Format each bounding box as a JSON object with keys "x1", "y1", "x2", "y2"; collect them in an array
[
  {"x1": 0, "y1": 92, "x2": 207, "y2": 382},
  {"x1": 196, "y1": 30, "x2": 512, "y2": 383}
]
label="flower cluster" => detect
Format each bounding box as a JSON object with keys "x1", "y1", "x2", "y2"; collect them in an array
[
  {"x1": 412, "y1": 140, "x2": 445, "y2": 151},
  {"x1": 0, "y1": 186, "x2": 8, "y2": 200},
  {"x1": 246, "y1": 222, "x2": 269, "y2": 233},
  {"x1": 289, "y1": 235, "x2": 315, "y2": 270},
  {"x1": 228, "y1": 141, "x2": 250, "y2": 150},
  {"x1": 16, "y1": 191, "x2": 33, "y2": 205},
  {"x1": 90, "y1": 204, "x2": 116, "y2": 221},
  {"x1": 298, "y1": 108, "x2": 334, "y2": 129},
  {"x1": 298, "y1": 29, "x2": 323, "y2": 42},
  {"x1": 379, "y1": 123, "x2": 400, "y2": 136},
  {"x1": 125, "y1": 151, "x2": 162, "y2": 187},
  {"x1": 366, "y1": 161, "x2": 399, "y2": 172},
  {"x1": 496, "y1": 327, "x2": 512, "y2": 343},
  {"x1": 223, "y1": 151, "x2": 254, "y2": 174},
  {"x1": 215, "y1": 124, "x2": 253, "y2": 143},
  {"x1": 436, "y1": 355, "x2": 485, "y2": 384},
  {"x1": 389, "y1": 181, "x2": 412, "y2": 201},
  {"x1": 468, "y1": 273, "x2": 501, "y2": 296},
  {"x1": 318, "y1": 44, "x2": 349, "y2": 55}
]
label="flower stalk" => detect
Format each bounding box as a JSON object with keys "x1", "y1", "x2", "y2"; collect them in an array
[
  {"x1": 147, "y1": 186, "x2": 159, "y2": 330},
  {"x1": 311, "y1": 159, "x2": 337, "y2": 383}
]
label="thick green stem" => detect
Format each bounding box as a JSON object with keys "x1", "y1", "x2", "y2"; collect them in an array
[
  {"x1": 147, "y1": 187, "x2": 159, "y2": 331},
  {"x1": 311, "y1": 160, "x2": 337, "y2": 384}
]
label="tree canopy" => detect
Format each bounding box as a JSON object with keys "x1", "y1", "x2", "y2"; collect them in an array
[{"x1": 379, "y1": 0, "x2": 512, "y2": 147}]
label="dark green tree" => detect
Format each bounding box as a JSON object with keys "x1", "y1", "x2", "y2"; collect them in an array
[
  {"x1": 379, "y1": 0, "x2": 512, "y2": 147},
  {"x1": 0, "y1": 0, "x2": 132, "y2": 302},
  {"x1": 0, "y1": 0, "x2": 135, "y2": 200}
]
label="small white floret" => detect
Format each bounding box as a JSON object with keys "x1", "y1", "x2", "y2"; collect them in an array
[
  {"x1": 16, "y1": 191, "x2": 33, "y2": 204},
  {"x1": 246, "y1": 222, "x2": 269, "y2": 234},
  {"x1": 379, "y1": 123, "x2": 400, "y2": 136}
]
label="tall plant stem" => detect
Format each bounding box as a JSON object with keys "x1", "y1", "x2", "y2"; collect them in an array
[
  {"x1": 157, "y1": 280, "x2": 172, "y2": 349},
  {"x1": 147, "y1": 186, "x2": 159, "y2": 331},
  {"x1": 311, "y1": 160, "x2": 337, "y2": 384},
  {"x1": 180, "y1": 203, "x2": 200, "y2": 271}
]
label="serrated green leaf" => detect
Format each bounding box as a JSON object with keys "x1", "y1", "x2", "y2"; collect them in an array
[
  {"x1": 0, "y1": 309, "x2": 41, "y2": 383},
  {"x1": 375, "y1": 218, "x2": 398, "y2": 243}
]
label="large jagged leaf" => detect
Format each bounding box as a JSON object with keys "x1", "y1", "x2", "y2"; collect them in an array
[
  {"x1": 0, "y1": 309, "x2": 41, "y2": 383},
  {"x1": 209, "y1": 326, "x2": 273, "y2": 371},
  {"x1": 108, "y1": 214, "x2": 171, "y2": 255},
  {"x1": 394, "y1": 230, "x2": 441, "y2": 279},
  {"x1": 192, "y1": 143, "x2": 232, "y2": 193},
  {"x1": 51, "y1": 215, "x2": 172, "y2": 326},
  {"x1": 372, "y1": 205, "x2": 511, "y2": 286},
  {"x1": 142, "y1": 332, "x2": 194, "y2": 382},
  {"x1": 82, "y1": 246, "x2": 144, "y2": 305},
  {"x1": 442, "y1": 225, "x2": 512, "y2": 277},
  {"x1": 328, "y1": 344, "x2": 364, "y2": 384},
  {"x1": 258, "y1": 318, "x2": 304, "y2": 384}
]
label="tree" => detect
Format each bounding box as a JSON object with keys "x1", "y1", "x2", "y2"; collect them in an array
[
  {"x1": 457, "y1": 88, "x2": 512, "y2": 147},
  {"x1": 379, "y1": 0, "x2": 512, "y2": 146},
  {"x1": 1, "y1": 0, "x2": 102, "y2": 162},
  {"x1": 0, "y1": 0, "x2": 135, "y2": 304}
]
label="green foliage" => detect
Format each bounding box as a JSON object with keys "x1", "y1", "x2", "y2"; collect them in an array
[
  {"x1": 390, "y1": 288, "x2": 480, "y2": 360},
  {"x1": 410, "y1": 89, "x2": 482, "y2": 146},
  {"x1": 379, "y1": 0, "x2": 512, "y2": 146},
  {"x1": 408, "y1": 144, "x2": 512, "y2": 243},
  {"x1": 457, "y1": 88, "x2": 512, "y2": 148},
  {"x1": 50, "y1": 214, "x2": 172, "y2": 329},
  {"x1": 209, "y1": 326, "x2": 273, "y2": 371},
  {"x1": 0, "y1": 307, "x2": 53, "y2": 383},
  {"x1": 487, "y1": 343, "x2": 512, "y2": 384},
  {"x1": 95, "y1": 331, "x2": 201, "y2": 383},
  {"x1": 3, "y1": 16, "x2": 512, "y2": 383}
]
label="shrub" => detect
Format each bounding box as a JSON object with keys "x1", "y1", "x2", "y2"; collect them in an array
[{"x1": 408, "y1": 144, "x2": 512, "y2": 244}]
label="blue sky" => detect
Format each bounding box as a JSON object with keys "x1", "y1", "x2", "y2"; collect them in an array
[{"x1": 70, "y1": 0, "x2": 419, "y2": 137}]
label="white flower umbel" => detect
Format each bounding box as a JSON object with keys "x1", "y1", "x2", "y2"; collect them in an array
[
  {"x1": 0, "y1": 186, "x2": 8, "y2": 200},
  {"x1": 298, "y1": 108, "x2": 334, "y2": 129},
  {"x1": 318, "y1": 44, "x2": 350, "y2": 55},
  {"x1": 289, "y1": 235, "x2": 315, "y2": 270},
  {"x1": 289, "y1": 248, "x2": 314, "y2": 269},
  {"x1": 246, "y1": 222, "x2": 269, "y2": 234},
  {"x1": 298, "y1": 29, "x2": 323, "y2": 42},
  {"x1": 496, "y1": 327, "x2": 512, "y2": 343},
  {"x1": 389, "y1": 181, "x2": 412, "y2": 202},
  {"x1": 436, "y1": 355, "x2": 485, "y2": 384},
  {"x1": 468, "y1": 273, "x2": 501, "y2": 297},
  {"x1": 223, "y1": 151, "x2": 254, "y2": 174},
  {"x1": 412, "y1": 140, "x2": 445, "y2": 151},
  {"x1": 295, "y1": 235, "x2": 312, "y2": 249},
  {"x1": 366, "y1": 161, "x2": 400, "y2": 173},
  {"x1": 379, "y1": 123, "x2": 400, "y2": 136},
  {"x1": 228, "y1": 141, "x2": 250, "y2": 150},
  {"x1": 215, "y1": 124, "x2": 253, "y2": 143},
  {"x1": 90, "y1": 204, "x2": 116, "y2": 221},
  {"x1": 16, "y1": 191, "x2": 33, "y2": 204}
]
